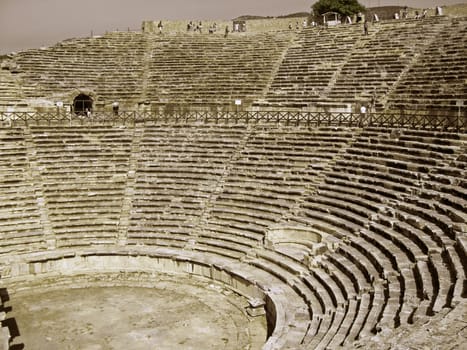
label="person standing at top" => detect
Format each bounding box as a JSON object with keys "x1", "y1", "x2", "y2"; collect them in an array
[
  {"x1": 112, "y1": 102, "x2": 119, "y2": 116},
  {"x1": 360, "y1": 105, "x2": 367, "y2": 115},
  {"x1": 157, "y1": 20, "x2": 163, "y2": 34}
]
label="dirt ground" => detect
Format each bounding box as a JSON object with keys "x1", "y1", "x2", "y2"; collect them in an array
[{"x1": 8, "y1": 274, "x2": 267, "y2": 350}]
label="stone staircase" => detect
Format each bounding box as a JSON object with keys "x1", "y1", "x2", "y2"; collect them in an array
[{"x1": 117, "y1": 125, "x2": 143, "y2": 245}]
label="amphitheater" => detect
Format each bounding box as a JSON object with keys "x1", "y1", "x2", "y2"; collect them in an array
[{"x1": 0, "y1": 9, "x2": 466, "y2": 350}]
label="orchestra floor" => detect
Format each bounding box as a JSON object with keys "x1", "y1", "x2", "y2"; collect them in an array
[{"x1": 9, "y1": 274, "x2": 267, "y2": 350}]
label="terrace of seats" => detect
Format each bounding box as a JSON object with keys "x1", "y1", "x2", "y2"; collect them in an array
[
  {"x1": 0, "y1": 122, "x2": 465, "y2": 349},
  {"x1": 2, "y1": 15, "x2": 465, "y2": 114},
  {"x1": 0, "y1": 128, "x2": 46, "y2": 255},
  {"x1": 385, "y1": 16, "x2": 467, "y2": 114},
  {"x1": 258, "y1": 23, "x2": 362, "y2": 108},
  {"x1": 0, "y1": 66, "x2": 25, "y2": 109},
  {"x1": 145, "y1": 32, "x2": 294, "y2": 108},
  {"x1": 5, "y1": 30, "x2": 294, "y2": 110},
  {"x1": 11, "y1": 32, "x2": 147, "y2": 105},
  {"x1": 259, "y1": 16, "x2": 464, "y2": 112},
  {"x1": 26, "y1": 125, "x2": 135, "y2": 248},
  {"x1": 323, "y1": 17, "x2": 448, "y2": 107},
  {"x1": 281, "y1": 127, "x2": 466, "y2": 347}
]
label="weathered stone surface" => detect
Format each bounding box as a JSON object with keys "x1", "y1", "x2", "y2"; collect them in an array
[
  {"x1": 346, "y1": 304, "x2": 467, "y2": 350},
  {"x1": 8, "y1": 273, "x2": 267, "y2": 350}
]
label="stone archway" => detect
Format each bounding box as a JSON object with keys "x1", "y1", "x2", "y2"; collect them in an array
[{"x1": 73, "y1": 93, "x2": 93, "y2": 115}]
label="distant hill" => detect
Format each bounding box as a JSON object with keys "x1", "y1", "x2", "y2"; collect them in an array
[
  {"x1": 234, "y1": 12, "x2": 309, "y2": 21},
  {"x1": 233, "y1": 15, "x2": 272, "y2": 21},
  {"x1": 277, "y1": 12, "x2": 310, "y2": 19}
]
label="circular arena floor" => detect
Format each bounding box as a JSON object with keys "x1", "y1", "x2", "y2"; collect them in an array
[{"x1": 9, "y1": 275, "x2": 267, "y2": 350}]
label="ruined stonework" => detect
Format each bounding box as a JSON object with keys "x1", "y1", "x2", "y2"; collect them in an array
[
  {"x1": 0, "y1": 123, "x2": 465, "y2": 349},
  {"x1": 1, "y1": 16, "x2": 465, "y2": 116}
]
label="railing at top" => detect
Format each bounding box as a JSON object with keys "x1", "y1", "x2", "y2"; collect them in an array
[{"x1": 0, "y1": 110, "x2": 465, "y2": 131}]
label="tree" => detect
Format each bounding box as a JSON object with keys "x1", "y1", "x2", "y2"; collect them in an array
[{"x1": 311, "y1": 0, "x2": 366, "y2": 18}]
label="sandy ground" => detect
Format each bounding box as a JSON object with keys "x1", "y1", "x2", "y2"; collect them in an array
[{"x1": 8, "y1": 275, "x2": 267, "y2": 350}]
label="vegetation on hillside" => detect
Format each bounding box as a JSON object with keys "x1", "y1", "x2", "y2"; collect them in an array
[{"x1": 312, "y1": 0, "x2": 366, "y2": 17}]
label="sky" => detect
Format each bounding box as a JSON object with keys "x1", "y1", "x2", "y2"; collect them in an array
[{"x1": 0, "y1": 0, "x2": 464, "y2": 54}]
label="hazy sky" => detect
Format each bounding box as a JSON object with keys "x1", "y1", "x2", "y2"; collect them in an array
[{"x1": 0, "y1": 0, "x2": 464, "y2": 54}]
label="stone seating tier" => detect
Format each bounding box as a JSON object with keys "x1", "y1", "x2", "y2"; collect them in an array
[
  {"x1": 262, "y1": 16, "x2": 463, "y2": 111},
  {"x1": 0, "y1": 128, "x2": 46, "y2": 255},
  {"x1": 144, "y1": 32, "x2": 294, "y2": 107},
  {"x1": 12, "y1": 32, "x2": 147, "y2": 104},
  {"x1": 1, "y1": 16, "x2": 465, "y2": 113},
  {"x1": 385, "y1": 17, "x2": 467, "y2": 113},
  {"x1": 0, "y1": 124, "x2": 465, "y2": 350}
]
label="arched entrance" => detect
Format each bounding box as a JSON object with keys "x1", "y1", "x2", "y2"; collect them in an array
[{"x1": 73, "y1": 94, "x2": 93, "y2": 115}]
